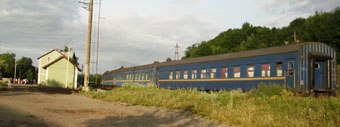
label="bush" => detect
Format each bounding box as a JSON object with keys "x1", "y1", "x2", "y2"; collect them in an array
[{"x1": 46, "y1": 79, "x2": 64, "y2": 87}]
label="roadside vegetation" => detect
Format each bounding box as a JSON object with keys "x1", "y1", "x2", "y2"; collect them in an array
[
  {"x1": 82, "y1": 84, "x2": 340, "y2": 127},
  {"x1": 0, "y1": 81, "x2": 7, "y2": 88}
]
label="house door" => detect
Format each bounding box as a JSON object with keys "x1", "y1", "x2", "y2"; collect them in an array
[{"x1": 314, "y1": 60, "x2": 326, "y2": 89}]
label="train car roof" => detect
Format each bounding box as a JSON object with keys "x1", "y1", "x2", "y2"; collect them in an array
[
  {"x1": 103, "y1": 42, "x2": 331, "y2": 74},
  {"x1": 157, "y1": 42, "x2": 330, "y2": 67}
]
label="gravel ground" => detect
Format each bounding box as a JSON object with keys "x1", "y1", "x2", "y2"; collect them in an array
[{"x1": 0, "y1": 91, "x2": 225, "y2": 127}]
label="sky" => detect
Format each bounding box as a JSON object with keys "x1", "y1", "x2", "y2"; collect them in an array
[{"x1": 0, "y1": 0, "x2": 339, "y2": 74}]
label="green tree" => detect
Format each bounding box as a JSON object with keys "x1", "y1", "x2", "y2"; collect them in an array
[
  {"x1": 16, "y1": 57, "x2": 33, "y2": 79},
  {"x1": 183, "y1": 7, "x2": 340, "y2": 63},
  {"x1": 0, "y1": 53, "x2": 15, "y2": 78}
]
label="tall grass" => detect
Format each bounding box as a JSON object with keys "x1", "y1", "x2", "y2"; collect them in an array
[
  {"x1": 0, "y1": 81, "x2": 7, "y2": 88},
  {"x1": 82, "y1": 84, "x2": 340, "y2": 127}
]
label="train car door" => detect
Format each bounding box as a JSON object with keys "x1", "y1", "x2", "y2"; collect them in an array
[
  {"x1": 286, "y1": 60, "x2": 295, "y2": 88},
  {"x1": 314, "y1": 60, "x2": 326, "y2": 89}
]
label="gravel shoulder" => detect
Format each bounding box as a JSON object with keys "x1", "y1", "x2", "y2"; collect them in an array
[{"x1": 0, "y1": 91, "x2": 224, "y2": 127}]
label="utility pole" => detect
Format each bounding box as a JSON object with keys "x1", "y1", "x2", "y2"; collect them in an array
[
  {"x1": 95, "y1": 0, "x2": 102, "y2": 85},
  {"x1": 294, "y1": 30, "x2": 297, "y2": 43},
  {"x1": 65, "y1": 46, "x2": 71, "y2": 88},
  {"x1": 14, "y1": 59, "x2": 16, "y2": 83},
  {"x1": 84, "y1": 0, "x2": 93, "y2": 91}
]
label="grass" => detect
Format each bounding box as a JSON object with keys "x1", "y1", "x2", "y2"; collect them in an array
[
  {"x1": 0, "y1": 81, "x2": 7, "y2": 88},
  {"x1": 82, "y1": 84, "x2": 340, "y2": 127}
]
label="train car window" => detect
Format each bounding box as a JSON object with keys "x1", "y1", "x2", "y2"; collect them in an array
[
  {"x1": 138, "y1": 73, "x2": 141, "y2": 80},
  {"x1": 145, "y1": 73, "x2": 149, "y2": 80},
  {"x1": 247, "y1": 65, "x2": 255, "y2": 78},
  {"x1": 221, "y1": 67, "x2": 228, "y2": 78},
  {"x1": 288, "y1": 62, "x2": 294, "y2": 76},
  {"x1": 169, "y1": 71, "x2": 173, "y2": 80},
  {"x1": 141, "y1": 73, "x2": 145, "y2": 80},
  {"x1": 233, "y1": 66, "x2": 240, "y2": 78},
  {"x1": 210, "y1": 68, "x2": 216, "y2": 79},
  {"x1": 261, "y1": 64, "x2": 271, "y2": 77},
  {"x1": 200, "y1": 69, "x2": 207, "y2": 79},
  {"x1": 183, "y1": 70, "x2": 188, "y2": 79},
  {"x1": 134, "y1": 74, "x2": 137, "y2": 80},
  {"x1": 191, "y1": 70, "x2": 197, "y2": 79},
  {"x1": 175, "y1": 71, "x2": 180, "y2": 79},
  {"x1": 126, "y1": 74, "x2": 129, "y2": 80},
  {"x1": 277, "y1": 62, "x2": 283, "y2": 76}
]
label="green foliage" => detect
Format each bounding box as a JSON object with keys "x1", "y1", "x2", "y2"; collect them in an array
[
  {"x1": 83, "y1": 84, "x2": 340, "y2": 126},
  {"x1": 183, "y1": 7, "x2": 340, "y2": 64},
  {"x1": 47, "y1": 79, "x2": 64, "y2": 87},
  {"x1": 77, "y1": 73, "x2": 102, "y2": 87},
  {"x1": 16, "y1": 57, "x2": 34, "y2": 79},
  {"x1": 0, "y1": 53, "x2": 15, "y2": 78},
  {"x1": 82, "y1": 85, "x2": 340, "y2": 127},
  {"x1": 62, "y1": 46, "x2": 79, "y2": 66},
  {"x1": 0, "y1": 81, "x2": 7, "y2": 88}
]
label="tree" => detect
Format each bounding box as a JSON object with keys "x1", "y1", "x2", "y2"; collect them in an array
[
  {"x1": 183, "y1": 7, "x2": 340, "y2": 63},
  {"x1": 0, "y1": 53, "x2": 15, "y2": 78},
  {"x1": 16, "y1": 57, "x2": 33, "y2": 79},
  {"x1": 62, "y1": 46, "x2": 79, "y2": 66}
]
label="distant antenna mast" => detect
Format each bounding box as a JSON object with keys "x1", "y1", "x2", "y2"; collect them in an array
[{"x1": 174, "y1": 43, "x2": 179, "y2": 60}]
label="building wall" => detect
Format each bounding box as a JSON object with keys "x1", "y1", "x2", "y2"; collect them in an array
[
  {"x1": 38, "y1": 51, "x2": 63, "y2": 84},
  {"x1": 47, "y1": 58, "x2": 76, "y2": 88}
]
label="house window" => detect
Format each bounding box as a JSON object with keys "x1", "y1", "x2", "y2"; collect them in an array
[
  {"x1": 210, "y1": 68, "x2": 216, "y2": 79},
  {"x1": 169, "y1": 71, "x2": 173, "y2": 80},
  {"x1": 247, "y1": 65, "x2": 255, "y2": 78},
  {"x1": 191, "y1": 69, "x2": 197, "y2": 79},
  {"x1": 288, "y1": 61, "x2": 294, "y2": 76},
  {"x1": 183, "y1": 70, "x2": 188, "y2": 79},
  {"x1": 277, "y1": 62, "x2": 283, "y2": 76},
  {"x1": 221, "y1": 67, "x2": 228, "y2": 78},
  {"x1": 233, "y1": 66, "x2": 240, "y2": 78},
  {"x1": 261, "y1": 64, "x2": 271, "y2": 77},
  {"x1": 175, "y1": 71, "x2": 180, "y2": 79},
  {"x1": 200, "y1": 69, "x2": 207, "y2": 79}
]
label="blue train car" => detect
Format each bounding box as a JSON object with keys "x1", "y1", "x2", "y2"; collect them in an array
[
  {"x1": 157, "y1": 42, "x2": 337, "y2": 92},
  {"x1": 102, "y1": 63, "x2": 158, "y2": 87},
  {"x1": 102, "y1": 42, "x2": 337, "y2": 93}
]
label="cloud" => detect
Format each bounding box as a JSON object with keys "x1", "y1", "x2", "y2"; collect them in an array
[
  {"x1": 256, "y1": 0, "x2": 340, "y2": 27},
  {"x1": 0, "y1": 0, "x2": 87, "y2": 67}
]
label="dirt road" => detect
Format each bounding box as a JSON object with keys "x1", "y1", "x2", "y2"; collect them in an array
[{"x1": 0, "y1": 91, "x2": 223, "y2": 127}]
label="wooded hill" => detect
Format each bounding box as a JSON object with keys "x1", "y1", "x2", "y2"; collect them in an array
[{"x1": 183, "y1": 7, "x2": 340, "y2": 63}]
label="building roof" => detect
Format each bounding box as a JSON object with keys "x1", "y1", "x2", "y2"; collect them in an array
[
  {"x1": 42, "y1": 56, "x2": 82, "y2": 72},
  {"x1": 37, "y1": 49, "x2": 64, "y2": 59}
]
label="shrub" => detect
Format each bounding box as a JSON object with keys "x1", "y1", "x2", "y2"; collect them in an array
[{"x1": 46, "y1": 79, "x2": 64, "y2": 87}]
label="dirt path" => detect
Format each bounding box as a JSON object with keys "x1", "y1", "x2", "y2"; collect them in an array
[{"x1": 0, "y1": 92, "x2": 224, "y2": 127}]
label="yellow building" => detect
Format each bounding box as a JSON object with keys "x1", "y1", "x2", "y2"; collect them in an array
[{"x1": 37, "y1": 49, "x2": 81, "y2": 88}]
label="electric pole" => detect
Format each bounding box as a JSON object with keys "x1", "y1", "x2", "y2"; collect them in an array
[
  {"x1": 95, "y1": 0, "x2": 102, "y2": 85},
  {"x1": 84, "y1": 0, "x2": 93, "y2": 91}
]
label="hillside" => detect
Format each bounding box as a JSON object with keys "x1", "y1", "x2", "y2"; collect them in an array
[{"x1": 183, "y1": 7, "x2": 340, "y2": 63}]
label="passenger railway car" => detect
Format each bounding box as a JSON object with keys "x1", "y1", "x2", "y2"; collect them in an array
[{"x1": 102, "y1": 42, "x2": 337, "y2": 93}]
